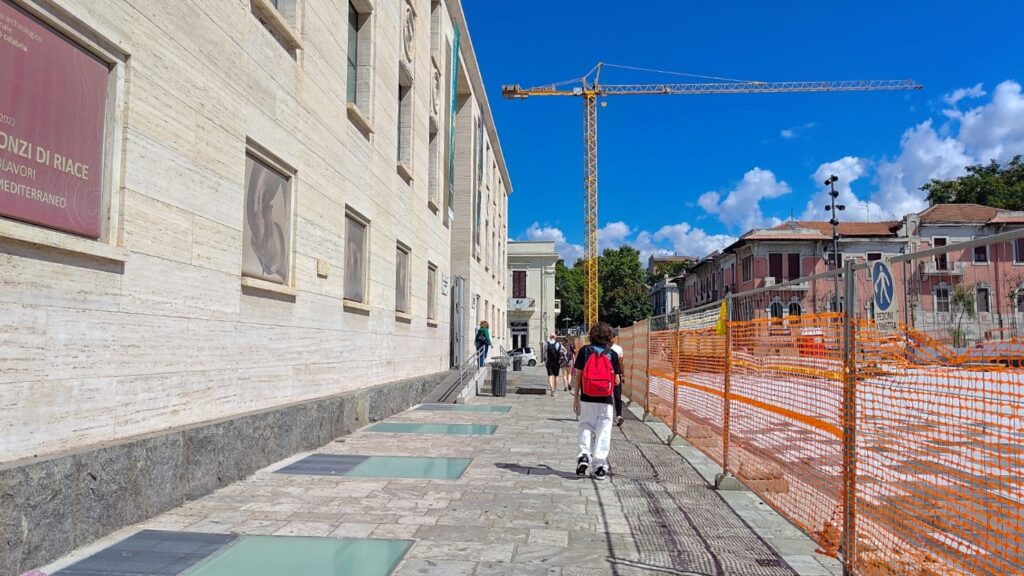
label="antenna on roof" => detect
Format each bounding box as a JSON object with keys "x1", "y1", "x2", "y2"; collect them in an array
[{"x1": 789, "y1": 208, "x2": 794, "y2": 222}]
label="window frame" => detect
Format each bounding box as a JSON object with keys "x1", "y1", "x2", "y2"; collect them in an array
[
  {"x1": 741, "y1": 255, "x2": 752, "y2": 283},
  {"x1": 786, "y1": 252, "x2": 801, "y2": 281},
  {"x1": 933, "y1": 237, "x2": 949, "y2": 270},
  {"x1": 768, "y1": 253, "x2": 783, "y2": 283},
  {"x1": 976, "y1": 286, "x2": 991, "y2": 314},
  {"x1": 512, "y1": 270, "x2": 527, "y2": 299},
  {"x1": 396, "y1": 78, "x2": 413, "y2": 177},
  {"x1": 344, "y1": 207, "x2": 371, "y2": 307},
  {"x1": 935, "y1": 285, "x2": 951, "y2": 314},
  {"x1": 1015, "y1": 238, "x2": 1024, "y2": 264},
  {"x1": 241, "y1": 141, "x2": 298, "y2": 291},
  {"x1": 427, "y1": 262, "x2": 438, "y2": 324},
  {"x1": 973, "y1": 244, "x2": 988, "y2": 264},
  {"x1": 395, "y1": 241, "x2": 411, "y2": 316},
  {"x1": 346, "y1": 0, "x2": 375, "y2": 127}
]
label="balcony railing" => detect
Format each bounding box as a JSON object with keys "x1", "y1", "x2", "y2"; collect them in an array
[
  {"x1": 508, "y1": 297, "x2": 535, "y2": 311},
  {"x1": 922, "y1": 261, "x2": 966, "y2": 276}
]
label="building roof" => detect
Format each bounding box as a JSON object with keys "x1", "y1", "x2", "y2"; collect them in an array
[
  {"x1": 918, "y1": 203, "x2": 999, "y2": 224},
  {"x1": 649, "y1": 255, "x2": 698, "y2": 262},
  {"x1": 988, "y1": 212, "x2": 1024, "y2": 224},
  {"x1": 786, "y1": 220, "x2": 902, "y2": 237}
]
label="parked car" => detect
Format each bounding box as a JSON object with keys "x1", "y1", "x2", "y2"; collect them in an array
[{"x1": 508, "y1": 347, "x2": 538, "y2": 366}]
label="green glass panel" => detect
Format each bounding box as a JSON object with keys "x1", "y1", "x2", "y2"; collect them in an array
[
  {"x1": 184, "y1": 536, "x2": 412, "y2": 576},
  {"x1": 347, "y1": 456, "x2": 472, "y2": 480},
  {"x1": 365, "y1": 422, "x2": 496, "y2": 435},
  {"x1": 417, "y1": 404, "x2": 511, "y2": 413}
]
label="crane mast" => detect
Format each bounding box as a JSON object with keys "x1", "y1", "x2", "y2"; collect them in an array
[{"x1": 502, "y1": 64, "x2": 922, "y2": 329}]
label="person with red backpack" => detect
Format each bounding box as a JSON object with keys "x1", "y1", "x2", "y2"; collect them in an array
[{"x1": 571, "y1": 322, "x2": 623, "y2": 480}]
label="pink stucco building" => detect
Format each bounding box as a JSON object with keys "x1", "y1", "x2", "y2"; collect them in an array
[{"x1": 673, "y1": 204, "x2": 1024, "y2": 343}]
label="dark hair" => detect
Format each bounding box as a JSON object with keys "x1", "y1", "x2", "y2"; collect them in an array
[{"x1": 588, "y1": 322, "x2": 614, "y2": 347}]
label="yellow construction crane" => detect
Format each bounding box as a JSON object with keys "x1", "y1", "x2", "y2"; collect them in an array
[{"x1": 502, "y1": 63, "x2": 922, "y2": 328}]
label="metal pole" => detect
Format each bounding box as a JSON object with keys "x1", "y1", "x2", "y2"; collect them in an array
[
  {"x1": 825, "y1": 175, "x2": 845, "y2": 313},
  {"x1": 722, "y1": 298, "x2": 733, "y2": 474},
  {"x1": 840, "y1": 259, "x2": 858, "y2": 575},
  {"x1": 670, "y1": 329, "x2": 680, "y2": 442}
]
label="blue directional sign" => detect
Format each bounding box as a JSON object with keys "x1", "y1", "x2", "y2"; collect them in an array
[
  {"x1": 872, "y1": 261, "x2": 894, "y2": 311},
  {"x1": 871, "y1": 259, "x2": 899, "y2": 335}
]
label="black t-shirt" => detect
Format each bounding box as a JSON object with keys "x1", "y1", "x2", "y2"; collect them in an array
[{"x1": 575, "y1": 345, "x2": 622, "y2": 404}]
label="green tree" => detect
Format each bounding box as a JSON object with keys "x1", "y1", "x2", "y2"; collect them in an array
[
  {"x1": 555, "y1": 259, "x2": 584, "y2": 328},
  {"x1": 922, "y1": 155, "x2": 1024, "y2": 209},
  {"x1": 599, "y1": 246, "x2": 652, "y2": 327},
  {"x1": 949, "y1": 284, "x2": 977, "y2": 348}
]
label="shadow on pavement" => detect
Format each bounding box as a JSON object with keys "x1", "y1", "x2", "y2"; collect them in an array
[{"x1": 494, "y1": 462, "x2": 582, "y2": 480}]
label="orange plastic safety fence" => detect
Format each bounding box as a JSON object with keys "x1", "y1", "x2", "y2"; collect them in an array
[
  {"x1": 852, "y1": 320, "x2": 1024, "y2": 575},
  {"x1": 726, "y1": 313, "x2": 847, "y2": 549},
  {"x1": 648, "y1": 329, "x2": 676, "y2": 423},
  {"x1": 674, "y1": 326, "x2": 727, "y2": 466}
]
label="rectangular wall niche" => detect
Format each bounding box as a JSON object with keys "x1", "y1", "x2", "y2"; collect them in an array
[
  {"x1": 0, "y1": 0, "x2": 111, "y2": 238},
  {"x1": 242, "y1": 152, "x2": 293, "y2": 284}
]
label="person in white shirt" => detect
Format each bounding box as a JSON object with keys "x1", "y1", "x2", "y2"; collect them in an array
[{"x1": 610, "y1": 333, "x2": 625, "y2": 426}]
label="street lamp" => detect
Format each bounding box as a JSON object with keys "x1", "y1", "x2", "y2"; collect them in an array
[{"x1": 824, "y1": 175, "x2": 845, "y2": 313}]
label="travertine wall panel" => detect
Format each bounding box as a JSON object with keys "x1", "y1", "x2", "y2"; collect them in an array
[{"x1": 0, "y1": 0, "x2": 508, "y2": 463}]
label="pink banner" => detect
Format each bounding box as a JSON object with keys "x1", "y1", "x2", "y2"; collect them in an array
[{"x1": 0, "y1": 0, "x2": 109, "y2": 238}]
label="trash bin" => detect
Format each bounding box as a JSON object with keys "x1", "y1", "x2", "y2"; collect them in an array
[
  {"x1": 491, "y1": 357, "x2": 509, "y2": 397},
  {"x1": 512, "y1": 355, "x2": 522, "y2": 372}
]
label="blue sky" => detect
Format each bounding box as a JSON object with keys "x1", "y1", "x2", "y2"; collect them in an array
[{"x1": 462, "y1": 1, "x2": 1024, "y2": 262}]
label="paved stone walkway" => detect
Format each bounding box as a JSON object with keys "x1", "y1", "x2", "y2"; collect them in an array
[{"x1": 44, "y1": 368, "x2": 841, "y2": 576}]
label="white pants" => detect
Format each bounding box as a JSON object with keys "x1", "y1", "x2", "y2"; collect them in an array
[{"x1": 577, "y1": 401, "x2": 614, "y2": 469}]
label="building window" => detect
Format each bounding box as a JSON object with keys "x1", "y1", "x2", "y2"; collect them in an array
[
  {"x1": 427, "y1": 263, "x2": 438, "y2": 321},
  {"x1": 345, "y1": 209, "x2": 369, "y2": 303},
  {"x1": 397, "y1": 81, "x2": 413, "y2": 169},
  {"x1": 977, "y1": 286, "x2": 990, "y2": 313},
  {"x1": 786, "y1": 253, "x2": 800, "y2": 281},
  {"x1": 770, "y1": 301, "x2": 784, "y2": 319},
  {"x1": 428, "y1": 128, "x2": 440, "y2": 208},
  {"x1": 867, "y1": 252, "x2": 882, "y2": 261},
  {"x1": 769, "y1": 253, "x2": 783, "y2": 283},
  {"x1": 347, "y1": 1, "x2": 372, "y2": 110},
  {"x1": 827, "y1": 251, "x2": 844, "y2": 269},
  {"x1": 474, "y1": 117, "x2": 484, "y2": 250},
  {"x1": 1015, "y1": 239, "x2": 1024, "y2": 264},
  {"x1": 512, "y1": 270, "x2": 527, "y2": 299},
  {"x1": 933, "y1": 237, "x2": 948, "y2": 270},
  {"x1": 973, "y1": 245, "x2": 988, "y2": 264},
  {"x1": 935, "y1": 286, "x2": 950, "y2": 313},
  {"x1": 242, "y1": 150, "x2": 294, "y2": 285},
  {"x1": 395, "y1": 243, "x2": 410, "y2": 314},
  {"x1": 1017, "y1": 291, "x2": 1024, "y2": 312},
  {"x1": 741, "y1": 256, "x2": 752, "y2": 282},
  {"x1": 788, "y1": 302, "x2": 802, "y2": 317}
]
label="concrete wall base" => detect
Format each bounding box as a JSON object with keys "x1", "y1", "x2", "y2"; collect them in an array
[
  {"x1": 714, "y1": 472, "x2": 747, "y2": 491},
  {"x1": 0, "y1": 371, "x2": 446, "y2": 576}
]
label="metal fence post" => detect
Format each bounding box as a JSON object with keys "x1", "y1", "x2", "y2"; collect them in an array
[
  {"x1": 722, "y1": 298, "x2": 733, "y2": 475},
  {"x1": 670, "y1": 327, "x2": 680, "y2": 442},
  {"x1": 841, "y1": 260, "x2": 858, "y2": 575},
  {"x1": 644, "y1": 319, "x2": 651, "y2": 418}
]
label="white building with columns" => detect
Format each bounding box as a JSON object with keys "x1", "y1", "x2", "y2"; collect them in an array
[{"x1": 507, "y1": 241, "x2": 558, "y2": 351}]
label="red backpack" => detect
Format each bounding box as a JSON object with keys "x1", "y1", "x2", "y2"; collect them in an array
[{"x1": 581, "y1": 347, "x2": 615, "y2": 397}]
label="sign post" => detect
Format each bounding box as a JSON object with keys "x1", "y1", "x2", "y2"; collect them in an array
[{"x1": 871, "y1": 259, "x2": 899, "y2": 335}]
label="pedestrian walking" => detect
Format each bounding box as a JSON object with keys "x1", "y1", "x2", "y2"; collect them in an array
[
  {"x1": 611, "y1": 332, "x2": 625, "y2": 426},
  {"x1": 474, "y1": 321, "x2": 491, "y2": 367},
  {"x1": 560, "y1": 339, "x2": 575, "y2": 391},
  {"x1": 544, "y1": 333, "x2": 564, "y2": 396},
  {"x1": 572, "y1": 322, "x2": 622, "y2": 480}
]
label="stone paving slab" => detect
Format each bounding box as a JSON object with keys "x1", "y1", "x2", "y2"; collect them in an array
[{"x1": 42, "y1": 367, "x2": 840, "y2": 576}]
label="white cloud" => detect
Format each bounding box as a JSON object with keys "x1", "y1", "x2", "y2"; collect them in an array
[
  {"x1": 524, "y1": 222, "x2": 583, "y2": 264},
  {"x1": 806, "y1": 80, "x2": 1024, "y2": 221},
  {"x1": 957, "y1": 80, "x2": 1024, "y2": 164},
  {"x1": 780, "y1": 129, "x2": 795, "y2": 139},
  {"x1": 801, "y1": 157, "x2": 893, "y2": 221},
  {"x1": 943, "y1": 83, "x2": 986, "y2": 107},
  {"x1": 520, "y1": 220, "x2": 735, "y2": 266},
  {"x1": 597, "y1": 221, "x2": 632, "y2": 250},
  {"x1": 874, "y1": 120, "x2": 971, "y2": 217},
  {"x1": 698, "y1": 167, "x2": 791, "y2": 231},
  {"x1": 779, "y1": 122, "x2": 816, "y2": 140},
  {"x1": 653, "y1": 224, "x2": 735, "y2": 259}
]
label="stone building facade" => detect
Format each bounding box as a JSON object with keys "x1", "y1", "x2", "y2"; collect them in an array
[
  {"x1": 507, "y1": 240, "x2": 557, "y2": 350},
  {"x1": 0, "y1": 0, "x2": 509, "y2": 571}
]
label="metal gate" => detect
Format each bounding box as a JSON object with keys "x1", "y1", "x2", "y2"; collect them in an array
[{"x1": 450, "y1": 275, "x2": 465, "y2": 367}]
